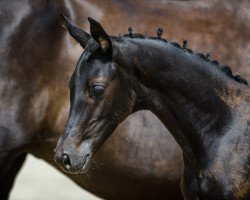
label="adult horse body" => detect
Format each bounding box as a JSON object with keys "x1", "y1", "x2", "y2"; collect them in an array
[
  {"x1": 0, "y1": 1, "x2": 183, "y2": 200},
  {"x1": 55, "y1": 17, "x2": 250, "y2": 199}
]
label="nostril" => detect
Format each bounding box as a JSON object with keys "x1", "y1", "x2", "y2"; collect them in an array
[{"x1": 62, "y1": 153, "x2": 71, "y2": 170}]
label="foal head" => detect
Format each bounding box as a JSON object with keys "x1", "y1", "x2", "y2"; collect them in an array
[
  {"x1": 54, "y1": 16, "x2": 248, "y2": 174},
  {"x1": 54, "y1": 16, "x2": 141, "y2": 173}
]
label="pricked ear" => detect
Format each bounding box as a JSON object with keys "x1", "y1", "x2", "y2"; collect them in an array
[
  {"x1": 88, "y1": 17, "x2": 112, "y2": 53},
  {"x1": 61, "y1": 14, "x2": 91, "y2": 48}
]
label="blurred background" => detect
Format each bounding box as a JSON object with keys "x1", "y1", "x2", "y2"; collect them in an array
[
  {"x1": 10, "y1": 155, "x2": 101, "y2": 200},
  {"x1": 1, "y1": 0, "x2": 249, "y2": 200}
]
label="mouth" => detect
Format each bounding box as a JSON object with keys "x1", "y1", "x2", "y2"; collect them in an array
[
  {"x1": 55, "y1": 121, "x2": 113, "y2": 174},
  {"x1": 54, "y1": 152, "x2": 92, "y2": 174},
  {"x1": 67, "y1": 154, "x2": 92, "y2": 174}
]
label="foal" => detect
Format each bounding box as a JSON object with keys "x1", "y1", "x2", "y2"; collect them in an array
[{"x1": 55, "y1": 16, "x2": 250, "y2": 199}]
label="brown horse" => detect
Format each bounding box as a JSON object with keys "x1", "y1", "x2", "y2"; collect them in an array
[
  {"x1": 55, "y1": 14, "x2": 249, "y2": 199},
  {"x1": 1, "y1": 0, "x2": 249, "y2": 199}
]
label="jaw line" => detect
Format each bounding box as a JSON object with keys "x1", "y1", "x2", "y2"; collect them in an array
[{"x1": 78, "y1": 122, "x2": 117, "y2": 173}]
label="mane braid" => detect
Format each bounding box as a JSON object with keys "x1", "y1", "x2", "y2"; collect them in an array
[{"x1": 119, "y1": 31, "x2": 248, "y2": 86}]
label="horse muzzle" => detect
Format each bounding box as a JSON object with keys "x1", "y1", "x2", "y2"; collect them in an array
[{"x1": 54, "y1": 137, "x2": 93, "y2": 174}]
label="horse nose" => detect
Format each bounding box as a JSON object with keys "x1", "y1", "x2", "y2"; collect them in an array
[{"x1": 62, "y1": 153, "x2": 71, "y2": 170}]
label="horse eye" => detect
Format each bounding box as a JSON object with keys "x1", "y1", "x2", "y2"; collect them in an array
[{"x1": 92, "y1": 85, "x2": 105, "y2": 95}]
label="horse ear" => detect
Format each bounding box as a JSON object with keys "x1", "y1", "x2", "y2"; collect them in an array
[
  {"x1": 88, "y1": 17, "x2": 112, "y2": 53},
  {"x1": 61, "y1": 14, "x2": 91, "y2": 48}
]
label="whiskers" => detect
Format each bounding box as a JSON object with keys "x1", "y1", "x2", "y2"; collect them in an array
[
  {"x1": 89, "y1": 158, "x2": 101, "y2": 176},
  {"x1": 89, "y1": 145, "x2": 101, "y2": 177},
  {"x1": 81, "y1": 157, "x2": 102, "y2": 187}
]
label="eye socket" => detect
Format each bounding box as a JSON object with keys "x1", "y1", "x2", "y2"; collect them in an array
[{"x1": 92, "y1": 85, "x2": 105, "y2": 95}]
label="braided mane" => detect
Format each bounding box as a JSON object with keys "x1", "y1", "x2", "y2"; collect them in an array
[{"x1": 119, "y1": 28, "x2": 248, "y2": 86}]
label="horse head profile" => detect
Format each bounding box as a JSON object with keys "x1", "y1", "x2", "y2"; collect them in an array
[
  {"x1": 55, "y1": 16, "x2": 143, "y2": 173},
  {"x1": 55, "y1": 15, "x2": 250, "y2": 199}
]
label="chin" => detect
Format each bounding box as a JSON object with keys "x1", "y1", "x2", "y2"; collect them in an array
[{"x1": 60, "y1": 159, "x2": 92, "y2": 175}]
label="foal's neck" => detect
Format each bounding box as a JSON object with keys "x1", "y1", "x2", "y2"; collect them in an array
[{"x1": 118, "y1": 39, "x2": 248, "y2": 165}]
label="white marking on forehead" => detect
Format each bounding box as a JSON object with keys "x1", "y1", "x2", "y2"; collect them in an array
[
  {"x1": 0, "y1": 0, "x2": 31, "y2": 50},
  {"x1": 32, "y1": 89, "x2": 50, "y2": 125}
]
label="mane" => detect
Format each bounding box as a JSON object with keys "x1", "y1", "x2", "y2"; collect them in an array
[{"x1": 117, "y1": 28, "x2": 248, "y2": 86}]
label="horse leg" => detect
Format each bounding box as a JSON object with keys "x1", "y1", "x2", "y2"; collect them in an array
[
  {"x1": 0, "y1": 126, "x2": 28, "y2": 200},
  {"x1": 0, "y1": 153, "x2": 27, "y2": 200}
]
